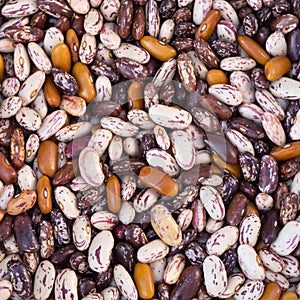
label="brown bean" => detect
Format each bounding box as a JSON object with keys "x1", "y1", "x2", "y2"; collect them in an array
[
  {"x1": 10, "y1": 128, "x2": 24, "y2": 169},
  {"x1": 170, "y1": 266, "x2": 202, "y2": 300},
  {"x1": 199, "y1": 94, "x2": 232, "y2": 120},
  {"x1": 52, "y1": 161, "x2": 75, "y2": 186},
  {"x1": 0, "y1": 152, "x2": 17, "y2": 185},
  {"x1": 226, "y1": 192, "x2": 249, "y2": 226},
  {"x1": 72, "y1": 62, "x2": 96, "y2": 103},
  {"x1": 37, "y1": 140, "x2": 58, "y2": 178},
  {"x1": 118, "y1": 0, "x2": 134, "y2": 39},
  {"x1": 132, "y1": 6, "x2": 145, "y2": 40},
  {"x1": 37, "y1": 175, "x2": 52, "y2": 214},
  {"x1": 44, "y1": 76, "x2": 61, "y2": 107},
  {"x1": 66, "y1": 29, "x2": 79, "y2": 63},
  {"x1": 30, "y1": 11, "x2": 47, "y2": 29},
  {"x1": 106, "y1": 175, "x2": 121, "y2": 213}
]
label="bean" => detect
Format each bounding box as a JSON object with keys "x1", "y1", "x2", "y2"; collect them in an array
[
  {"x1": 72, "y1": 62, "x2": 96, "y2": 103},
  {"x1": 134, "y1": 263, "x2": 155, "y2": 299},
  {"x1": 170, "y1": 266, "x2": 202, "y2": 300},
  {"x1": 14, "y1": 214, "x2": 39, "y2": 253},
  {"x1": 0, "y1": 152, "x2": 17, "y2": 184},
  {"x1": 105, "y1": 175, "x2": 121, "y2": 214},
  {"x1": 37, "y1": 140, "x2": 58, "y2": 178},
  {"x1": 139, "y1": 166, "x2": 178, "y2": 197},
  {"x1": 264, "y1": 56, "x2": 292, "y2": 81},
  {"x1": 7, "y1": 190, "x2": 37, "y2": 215},
  {"x1": 8, "y1": 259, "x2": 33, "y2": 299},
  {"x1": 195, "y1": 9, "x2": 221, "y2": 40},
  {"x1": 238, "y1": 35, "x2": 270, "y2": 65},
  {"x1": 0, "y1": 0, "x2": 299, "y2": 297}
]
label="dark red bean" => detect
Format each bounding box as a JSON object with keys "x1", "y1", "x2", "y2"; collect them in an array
[
  {"x1": 14, "y1": 214, "x2": 40, "y2": 253},
  {"x1": 170, "y1": 266, "x2": 202, "y2": 300},
  {"x1": 0, "y1": 214, "x2": 13, "y2": 242},
  {"x1": 261, "y1": 209, "x2": 280, "y2": 244},
  {"x1": 226, "y1": 192, "x2": 249, "y2": 226}
]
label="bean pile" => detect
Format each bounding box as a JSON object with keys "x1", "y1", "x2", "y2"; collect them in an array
[{"x1": 0, "y1": 0, "x2": 300, "y2": 299}]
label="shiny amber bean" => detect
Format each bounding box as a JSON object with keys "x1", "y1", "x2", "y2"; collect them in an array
[
  {"x1": 264, "y1": 56, "x2": 292, "y2": 81},
  {"x1": 280, "y1": 292, "x2": 298, "y2": 300},
  {"x1": 195, "y1": 9, "x2": 222, "y2": 41},
  {"x1": 139, "y1": 166, "x2": 178, "y2": 197},
  {"x1": 7, "y1": 190, "x2": 37, "y2": 215},
  {"x1": 238, "y1": 35, "x2": 271, "y2": 65},
  {"x1": 37, "y1": 175, "x2": 52, "y2": 214},
  {"x1": 0, "y1": 152, "x2": 17, "y2": 185},
  {"x1": 51, "y1": 43, "x2": 72, "y2": 72},
  {"x1": 37, "y1": 140, "x2": 58, "y2": 178},
  {"x1": 106, "y1": 175, "x2": 121, "y2": 214},
  {"x1": 244, "y1": 202, "x2": 259, "y2": 217},
  {"x1": 72, "y1": 62, "x2": 96, "y2": 103},
  {"x1": 206, "y1": 69, "x2": 228, "y2": 85},
  {"x1": 0, "y1": 54, "x2": 4, "y2": 82},
  {"x1": 270, "y1": 141, "x2": 300, "y2": 161},
  {"x1": 140, "y1": 36, "x2": 177, "y2": 62},
  {"x1": 44, "y1": 76, "x2": 61, "y2": 107},
  {"x1": 66, "y1": 29, "x2": 79, "y2": 63},
  {"x1": 128, "y1": 81, "x2": 144, "y2": 110},
  {"x1": 0, "y1": 209, "x2": 4, "y2": 222},
  {"x1": 134, "y1": 263, "x2": 155, "y2": 300},
  {"x1": 212, "y1": 154, "x2": 241, "y2": 178},
  {"x1": 260, "y1": 282, "x2": 282, "y2": 300}
]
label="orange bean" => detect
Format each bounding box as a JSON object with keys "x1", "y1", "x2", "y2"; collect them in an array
[
  {"x1": 106, "y1": 175, "x2": 121, "y2": 213},
  {"x1": 139, "y1": 166, "x2": 178, "y2": 197},
  {"x1": 0, "y1": 54, "x2": 4, "y2": 82},
  {"x1": 140, "y1": 36, "x2": 177, "y2": 61},
  {"x1": 195, "y1": 9, "x2": 222, "y2": 40},
  {"x1": 51, "y1": 43, "x2": 72, "y2": 72},
  {"x1": 244, "y1": 202, "x2": 259, "y2": 217},
  {"x1": 66, "y1": 29, "x2": 79, "y2": 63},
  {"x1": 72, "y1": 62, "x2": 96, "y2": 103},
  {"x1": 44, "y1": 76, "x2": 61, "y2": 107},
  {"x1": 134, "y1": 263, "x2": 155, "y2": 300},
  {"x1": 0, "y1": 209, "x2": 4, "y2": 222},
  {"x1": 206, "y1": 69, "x2": 229, "y2": 85},
  {"x1": 37, "y1": 175, "x2": 52, "y2": 214},
  {"x1": 280, "y1": 292, "x2": 298, "y2": 300},
  {"x1": 238, "y1": 35, "x2": 271, "y2": 65},
  {"x1": 260, "y1": 282, "x2": 282, "y2": 300},
  {"x1": 264, "y1": 56, "x2": 292, "y2": 81},
  {"x1": 37, "y1": 140, "x2": 58, "y2": 178},
  {"x1": 7, "y1": 190, "x2": 37, "y2": 215},
  {"x1": 128, "y1": 81, "x2": 144, "y2": 110},
  {"x1": 270, "y1": 141, "x2": 300, "y2": 161}
]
